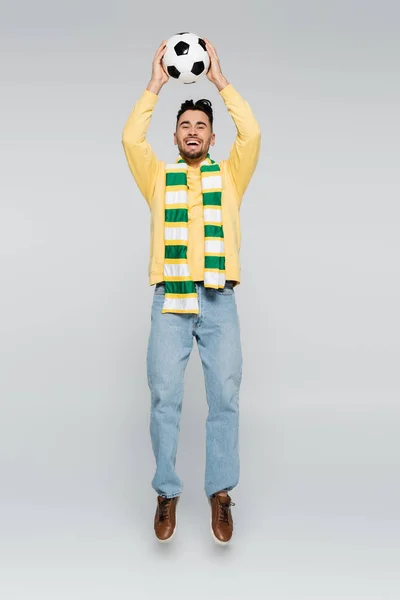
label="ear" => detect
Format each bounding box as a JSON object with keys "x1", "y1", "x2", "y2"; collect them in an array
[
  {"x1": 210, "y1": 132, "x2": 216, "y2": 147},
  {"x1": 173, "y1": 132, "x2": 177, "y2": 145}
]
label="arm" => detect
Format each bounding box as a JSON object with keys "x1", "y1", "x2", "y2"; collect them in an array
[
  {"x1": 220, "y1": 84, "x2": 261, "y2": 201},
  {"x1": 121, "y1": 42, "x2": 170, "y2": 208},
  {"x1": 204, "y1": 39, "x2": 261, "y2": 204},
  {"x1": 121, "y1": 90, "x2": 160, "y2": 208}
]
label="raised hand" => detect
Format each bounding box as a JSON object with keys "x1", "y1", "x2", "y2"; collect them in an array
[
  {"x1": 203, "y1": 38, "x2": 229, "y2": 91},
  {"x1": 147, "y1": 41, "x2": 169, "y2": 94}
]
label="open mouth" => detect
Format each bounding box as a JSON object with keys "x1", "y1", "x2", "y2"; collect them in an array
[{"x1": 185, "y1": 139, "x2": 201, "y2": 148}]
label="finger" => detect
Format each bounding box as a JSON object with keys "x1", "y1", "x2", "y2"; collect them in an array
[
  {"x1": 204, "y1": 38, "x2": 216, "y2": 52},
  {"x1": 156, "y1": 42, "x2": 166, "y2": 56},
  {"x1": 161, "y1": 62, "x2": 169, "y2": 76},
  {"x1": 154, "y1": 41, "x2": 167, "y2": 59},
  {"x1": 154, "y1": 50, "x2": 166, "y2": 65},
  {"x1": 205, "y1": 41, "x2": 218, "y2": 60}
]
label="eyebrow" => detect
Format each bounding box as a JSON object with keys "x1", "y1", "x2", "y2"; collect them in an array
[{"x1": 179, "y1": 120, "x2": 208, "y2": 127}]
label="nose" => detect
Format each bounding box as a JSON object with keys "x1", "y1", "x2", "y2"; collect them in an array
[{"x1": 190, "y1": 125, "x2": 201, "y2": 135}]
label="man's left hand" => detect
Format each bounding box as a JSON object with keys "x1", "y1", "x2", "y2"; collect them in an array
[{"x1": 204, "y1": 38, "x2": 229, "y2": 91}]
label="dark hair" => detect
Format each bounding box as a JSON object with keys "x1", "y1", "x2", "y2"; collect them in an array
[{"x1": 176, "y1": 98, "x2": 213, "y2": 130}]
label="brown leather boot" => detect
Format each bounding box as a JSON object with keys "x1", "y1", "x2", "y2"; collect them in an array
[
  {"x1": 209, "y1": 493, "x2": 235, "y2": 544},
  {"x1": 154, "y1": 495, "x2": 179, "y2": 542}
]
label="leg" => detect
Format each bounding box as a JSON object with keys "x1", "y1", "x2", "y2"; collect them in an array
[
  {"x1": 147, "y1": 285, "x2": 194, "y2": 498},
  {"x1": 195, "y1": 283, "x2": 243, "y2": 498}
]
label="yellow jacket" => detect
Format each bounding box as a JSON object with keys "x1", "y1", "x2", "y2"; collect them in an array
[{"x1": 122, "y1": 83, "x2": 261, "y2": 286}]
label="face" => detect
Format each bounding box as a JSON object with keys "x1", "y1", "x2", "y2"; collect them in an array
[{"x1": 174, "y1": 110, "x2": 215, "y2": 162}]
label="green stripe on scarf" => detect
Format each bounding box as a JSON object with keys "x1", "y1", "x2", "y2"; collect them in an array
[
  {"x1": 205, "y1": 225, "x2": 224, "y2": 238},
  {"x1": 202, "y1": 192, "x2": 222, "y2": 206},
  {"x1": 165, "y1": 245, "x2": 188, "y2": 259},
  {"x1": 165, "y1": 208, "x2": 188, "y2": 222},
  {"x1": 200, "y1": 164, "x2": 220, "y2": 173},
  {"x1": 205, "y1": 256, "x2": 226, "y2": 270},
  {"x1": 165, "y1": 280, "x2": 197, "y2": 295},
  {"x1": 166, "y1": 172, "x2": 187, "y2": 186}
]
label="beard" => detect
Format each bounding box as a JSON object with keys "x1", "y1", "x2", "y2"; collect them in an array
[{"x1": 177, "y1": 140, "x2": 209, "y2": 161}]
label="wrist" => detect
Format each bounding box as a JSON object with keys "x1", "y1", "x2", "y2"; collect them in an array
[
  {"x1": 146, "y1": 79, "x2": 164, "y2": 95},
  {"x1": 213, "y1": 75, "x2": 229, "y2": 91}
]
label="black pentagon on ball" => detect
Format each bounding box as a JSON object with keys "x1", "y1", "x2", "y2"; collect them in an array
[
  {"x1": 177, "y1": 32, "x2": 189, "y2": 35},
  {"x1": 174, "y1": 41, "x2": 190, "y2": 55},
  {"x1": 167, "y1": 65, "x2": 181, "y2": 79},
  {"x1": 198, "y1": 38, "x2": 206, "y2": 52},
  {"x1": 191, "y1": 61, "x2": 205, "y2": 76}
]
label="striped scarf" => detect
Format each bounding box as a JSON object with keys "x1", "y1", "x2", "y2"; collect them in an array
[{"x1": 162, "y1": 154, "x2": 225, "y2": 314}]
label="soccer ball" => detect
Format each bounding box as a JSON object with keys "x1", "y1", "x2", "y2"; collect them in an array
[{"x1": 162, "y1": 32, "x2": 210, "y2": 84}]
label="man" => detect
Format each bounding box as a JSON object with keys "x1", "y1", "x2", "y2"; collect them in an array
[{"x1": 122, "y1": 38, "x2": 260, "y2": 544}]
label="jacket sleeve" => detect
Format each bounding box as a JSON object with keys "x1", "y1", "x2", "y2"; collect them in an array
[
  {"x1": 121, "y1": 89, "x2": 160, "y2": 209},
  {"x1": 219, "y1": 84, "x2": 261, "y2": 205}
]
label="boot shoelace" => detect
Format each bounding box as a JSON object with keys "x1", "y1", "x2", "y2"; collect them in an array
[
  {"x1": 159, "y1": 497, "x2": 172, "y2": 521},
  {"x1": 218, "y1": 498, "x2": 235, "y2": 523}
]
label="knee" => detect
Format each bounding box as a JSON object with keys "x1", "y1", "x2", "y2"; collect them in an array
[{"x1": 210, "y1": 380, "x2": 240, "y2": 414}]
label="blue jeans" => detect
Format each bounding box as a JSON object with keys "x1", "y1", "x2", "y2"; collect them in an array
[{"x1": 146, "y1": 281, "x2": 243, "y2": 498}]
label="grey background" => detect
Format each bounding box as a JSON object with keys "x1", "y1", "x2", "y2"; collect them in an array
[{"x1": 1, "y1": 0, "x2": 399, "y2": 598}]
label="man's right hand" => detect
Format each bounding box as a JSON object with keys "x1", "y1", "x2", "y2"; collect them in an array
[{"x1": 146, "y1": 41, "x2": 169, "y2": 94}]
